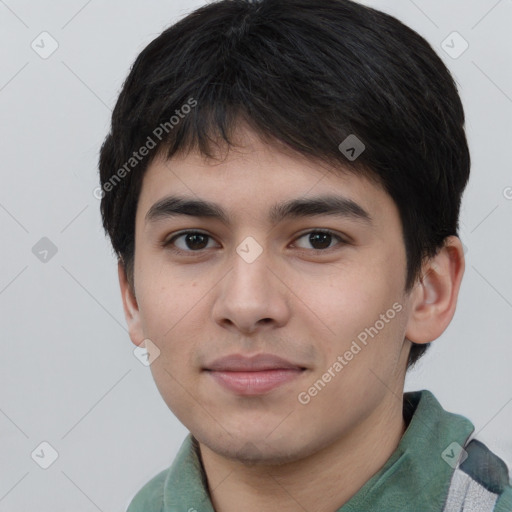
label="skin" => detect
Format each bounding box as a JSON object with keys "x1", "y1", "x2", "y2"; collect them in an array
[{"x1": 119, "y1": 123, "x2": 465, "y2": 512}]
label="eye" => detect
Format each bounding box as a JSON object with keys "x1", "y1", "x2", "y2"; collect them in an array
[
  {"x1": 292, "y1": 229, "x2": 346, "y2": 251},
  {"x1": 162, "y1": 228, "x2": 348, "y2": 255},
  {"x1": 163, "y1": 231, "x2": 218, "y2": 253}
]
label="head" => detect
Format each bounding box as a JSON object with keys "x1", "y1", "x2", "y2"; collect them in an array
[{"x1": 99, "y1": 0, "x2": 469, "y2": 462}]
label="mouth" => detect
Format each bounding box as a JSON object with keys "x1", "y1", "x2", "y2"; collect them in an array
[
  {"x1": 203, "y1": 353, "x2": 307, "y2": 395},
  {"x1": 205, "y1": 368, "x2": 306, "y2": 395}
]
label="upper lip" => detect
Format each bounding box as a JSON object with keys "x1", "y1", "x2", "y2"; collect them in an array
[{"x1": 204, "y1": 354, "x2": 306, "y2": 372}]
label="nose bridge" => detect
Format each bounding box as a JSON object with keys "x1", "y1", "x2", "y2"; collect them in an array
[
  {"x1": 213, "y1": 238, "x2": 290, "y2": 332},
  {"x1": 229, "y1": 241, "x2": 273, "y2": 303}
]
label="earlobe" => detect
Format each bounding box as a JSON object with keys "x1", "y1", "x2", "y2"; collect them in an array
[
  {"x1": 118, "y1": 260, "x2": 145, "y2": 347},
  {"x1": 404, "y1": 236, "x2": 465, "y2": 344}
]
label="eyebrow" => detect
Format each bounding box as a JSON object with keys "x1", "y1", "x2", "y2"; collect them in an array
[{"x1": 144, "y1": 194, "x2": 373, "y2": 227}]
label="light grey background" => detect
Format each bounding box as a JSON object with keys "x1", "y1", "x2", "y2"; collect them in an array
[{"x1": 0, "y1": 0, "x2": 511, "y2": 510}]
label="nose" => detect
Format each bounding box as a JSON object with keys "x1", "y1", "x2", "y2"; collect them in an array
[{"x1": 211, "y1": 247, "x2": 291, "y2": 335}]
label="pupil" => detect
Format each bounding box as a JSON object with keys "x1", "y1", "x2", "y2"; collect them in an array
[
  {"x1": 310, "y1": 232, "x2": 331, "y2": 249},
  {"x1": 187, "y1": 233, "x2": 207, "y2": 250}
]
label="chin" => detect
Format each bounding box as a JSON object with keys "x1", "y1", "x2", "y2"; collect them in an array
[{"x1": 195, "y1": 425, "x2": 316, "y2": 466}]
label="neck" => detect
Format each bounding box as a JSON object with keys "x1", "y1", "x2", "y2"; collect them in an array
[{"x1": 198, "y1": 392, "x2": 407, "y2": 512}]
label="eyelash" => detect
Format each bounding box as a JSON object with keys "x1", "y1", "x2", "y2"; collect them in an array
[{"x1": 162, "y1": 229, "x2": 348, "y2": 256}]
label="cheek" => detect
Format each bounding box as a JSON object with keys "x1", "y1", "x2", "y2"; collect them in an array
[
  {"x1": 294, "y1": 255, "x2": 405, "y2": 359},
  {"x1": 135, "y1": 290, "x2": 189, "y2": 370},
  {"x1": 297, "y1": 259, "x2": 388, "y2": 316},
  {"x1": 135, "y1": 253, "x2": 194, "y2": 328}
]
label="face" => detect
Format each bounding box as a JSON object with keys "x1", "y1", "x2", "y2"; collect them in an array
[{"x1": 122, "y1": 125, "x2": 416, "y2": 464}]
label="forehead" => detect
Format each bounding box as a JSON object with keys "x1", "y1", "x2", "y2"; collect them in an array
[{"x1": 136, "y1": 126, "x2": 394, "y2": 229}]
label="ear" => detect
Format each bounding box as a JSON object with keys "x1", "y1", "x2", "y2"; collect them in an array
[
  {"x1": 118, "y1": 260, "x2": 144, "y2": 347},
  {"x1": 404, "y1": 236, "x2": 465, "y2": 344}
]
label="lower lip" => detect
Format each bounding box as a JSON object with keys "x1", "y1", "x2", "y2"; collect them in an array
[{"x1": 206, "y1": 369, "x2": 304, "y2": 395}]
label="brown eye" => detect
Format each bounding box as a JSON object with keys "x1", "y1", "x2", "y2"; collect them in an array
[
  {"x1": 293, "y1": 230, "x2": 346, "y2": 251},
  {"x1": 164, "y1": 231, "x2": 217, "y2": 252}
]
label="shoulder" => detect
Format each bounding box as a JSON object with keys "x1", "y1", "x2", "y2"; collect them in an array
[
  {"x1": 444, "y1": 437, "x2": 512, "y2": 512},
  {"x1": 126, "y1": 467, "x2": 169, "y2": 512}
]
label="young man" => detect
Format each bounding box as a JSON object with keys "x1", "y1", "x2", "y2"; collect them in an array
[{"x1": 98, "y1": 0, "x2": 512, "y2": 510}]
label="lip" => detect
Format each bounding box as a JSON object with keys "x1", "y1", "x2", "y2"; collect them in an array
[
  {"x1": 204, "y1": 353, "x2": 306, "y2": 372},
  {"x1": 203, "y1": 354, "x2": 306, "y2": 396}
]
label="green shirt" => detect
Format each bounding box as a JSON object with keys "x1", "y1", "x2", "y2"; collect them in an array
[{"x1": 127, "y1": 389, "x2": 512, "y2": 511}]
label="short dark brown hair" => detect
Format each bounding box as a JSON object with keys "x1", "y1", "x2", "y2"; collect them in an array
[{"x1": 98, "y1": 0, "x2": 470, "y2": 369}]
